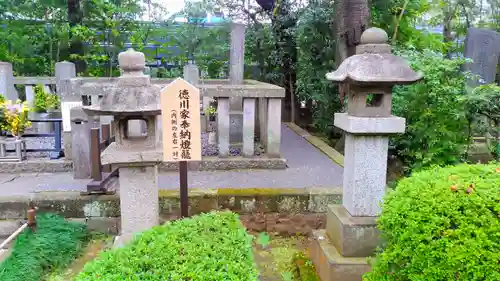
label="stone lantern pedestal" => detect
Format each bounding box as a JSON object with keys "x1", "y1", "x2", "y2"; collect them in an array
[
  {"x1": 310, "y1": 28, "x2": 422, "y2": 281},
  {"x1": 82, "y1": 49, "x2": 163, "y2": 247}
]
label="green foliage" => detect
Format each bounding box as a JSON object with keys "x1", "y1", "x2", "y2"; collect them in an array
[
  {"x1": 391, "y1": 47, "x2": 470, "y2": 171},
  {"x1": 292, "y1": 252, "x2": 320, "y2": 281},
  {"x1": 33, "y1": 85, "x2": 48, "y2": 113},
  {"x1": 256, "y1": 232, "x2": 271, "y2": 249},
  {"x1": 75, "y1": 211, "x2": 259, "y2": 281},
  {"x1": 364, "y1": 163, "x2": 500, "y2": 281},
  {"x1": 0, "y1": 213, "x2": 89, "y2": 281},
  {"x1": 45, "y1": 92, "x2": 60, "y2": 111},
  {"x1": 295, "y1": 0, "x2": 341, "y2": 132},
  {"x1": 33, "y1": 85, "x2": 59, "y2": 112},
  {"x1": 465, "y1": 84, "x2": 500, "y2": 161}
]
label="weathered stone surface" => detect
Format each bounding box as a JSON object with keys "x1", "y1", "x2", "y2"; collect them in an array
[
  {"x1": 119, "y1": 166, "x2": 159, "y2": 243},
  {"x1": 230, "y1": 112, "x2": 243, "y2": 143},
  {"x1": 0, "y1": 158, "x2": 72, "y2": 173},
  {"x1": 71, "y1": 106, "x2": 92, "y2": 179},
  {"x1": 464, "y1": 28, "x2": 500, "y2": 87},
  {"x1": 343, "y1": 133, "x2": 389, "y2": 217},
  {"x1": 0, "y1": 188, "x2": 341, "y2": 220},
  {"x1": 310, "y1": 229, "x2": 370, "y2": 281},
  {"x1": 334, "y1": 113, "x2": 405, "y2": 135},
  {"x1": 326, "y1": 205, "x2": 378, "y2": 257},
  {"x1": 218, "y1": 97, "x2": 231, "y2": 156},
  {"x1": 0, "y1": 62, "x2": 17, "y2": 101},
  {"x1": 266, "y1": 98, "x2": 282, "y2": 157},
  {"x1": 242, "y1": 98, "x2": 256, "y2": 156}
]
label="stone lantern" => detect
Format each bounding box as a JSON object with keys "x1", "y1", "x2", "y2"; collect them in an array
[
  {"x1": 310, "y1": 28, "x2": 422, "y2": 281},
  {"x1": 83, "y1": 49, "x2": 162, "y2": 246}
]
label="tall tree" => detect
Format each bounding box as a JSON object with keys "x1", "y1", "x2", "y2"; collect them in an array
[{"x1": 68, "y1": 0, "x2": 85, "y2": 73}]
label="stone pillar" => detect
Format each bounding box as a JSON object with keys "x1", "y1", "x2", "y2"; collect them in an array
[
  {"x1": 0, "y1": 62, "x2": 17, "y2": 101},
  {"x1": 242, "y1": 98, "x2": 256, "y2": 157},
  {"x1": 229, "y1": 23, "x2": 245, "y2": 85},
  {"x1": 118, "y1": 166, "x2": 159, "y2": 243},
  {"x1": 258, "y1": 98, "x2": 268, "y2": 149},
  {"x1": 25, "y1": 85, "x2": 35, "y2": 107},
  {"x1": 229, "y1": 23, "x2": 246, "y2": 145},
  {"x1": 56, "y1": 61, "x2": 76, "y2": 96},
  {"x1": 70, "y1": 107, "x2": 91, "y2": 179},
  {"x1": 56, "y1": 62, "x2": 80, "y2": 160},
  {"x1": 266, "y1": 98, "x2": 281, "y2": 157},
  {"x1": 217, "y1": 97, "x2": 230, "y2": 157}
]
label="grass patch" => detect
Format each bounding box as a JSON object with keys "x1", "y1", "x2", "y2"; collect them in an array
[
  {"x1": 0, "y1": 213, "x2": 89, "y2": 281},
  {"x1": 75, "y1": 211, "x2": 259, "y2": 281}
]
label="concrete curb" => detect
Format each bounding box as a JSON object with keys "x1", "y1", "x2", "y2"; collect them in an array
[
  {"x1": 285, "y1": 123, "x2": 345, "y2": 167},
  {"x1": 0, "y1": 187, "x2": 342, "y2": 220},
  {"x1": 0, "y1": 188, "x2": 342, "y2": 236},
  {"x1": 0, "y1": 156, "x2": 288, "y2": 174}
]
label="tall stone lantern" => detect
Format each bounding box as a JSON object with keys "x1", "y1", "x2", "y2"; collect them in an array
[
  {"x1": 311, "y1": 28, "x2": 422, "y2": 281},
  {"x1": 83, "y1": 49, "x2": 162, "y2": 246}
]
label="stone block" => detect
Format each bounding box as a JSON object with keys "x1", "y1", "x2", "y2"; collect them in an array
[
  {"x1": 310, "y1": 229, "x2": 370, "y2": 281},
  {"x1": 71, "y1": 107, "x2": 92, "y2": 179},
  {"x1": 217, "y1": 97, "x2": 230, "y2": 156},
  {"x1": 326, "y1": 205, "x2": 379, "y2": 258},
  {"x1": 266, "y1": 98, "x2": 281, "y2": 157},
  {"x1": 334, "y1": 113, "x2": 405, "y2": 135},
  {"x1": 230, "y1": 111, "x2": 243, "y2": 143},
  {"x1": 343, "y1": 134, "x2": 388, "y2": 217},
  {"x1": 119, "y1": 166, "x2": 159, "y2": 244},
  {"x1": 464, "y1": 28, "x2": 500, "y2": 87},
  {"x1": 242, "y1": 98, "x2": 256, "y2": 157}
]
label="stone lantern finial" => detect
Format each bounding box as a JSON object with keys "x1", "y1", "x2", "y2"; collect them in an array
[{"x1": 118, "y1": 48, "x2": 146, "y2": 76}]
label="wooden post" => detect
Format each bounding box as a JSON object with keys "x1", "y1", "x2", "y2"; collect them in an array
[
  {"x1": 90, "y1": 128, "x2": 102, "y2": 182},
  {"x1": 101, "y1": 124, "x2": 111, "y2": 173},
  {"x1": 179, "y1": 161, "x2": 188, "y2": 218}
]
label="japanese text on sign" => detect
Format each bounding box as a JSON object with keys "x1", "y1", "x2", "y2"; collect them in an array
[{"x1": 161, "y1": 78, "x2": 201, "y2": 162}]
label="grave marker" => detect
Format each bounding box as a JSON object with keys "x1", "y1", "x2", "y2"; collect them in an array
[
  {"x1": 161, "y1": 78, "x2": 202, "y2": 217},
  {"x1": 464, "y1": 28, "x2": 500, "y2": 88}
]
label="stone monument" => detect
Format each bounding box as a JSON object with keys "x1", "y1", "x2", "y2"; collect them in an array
[
  {"x1": 82, "y1": 49, "x2": 162, "y2": 246},
  {"x1": 463, "y1": 28, "x2": 500, "y2": 89},
  {"x1": 310, "y1": 27, "x2": 422, "y2": 281}
]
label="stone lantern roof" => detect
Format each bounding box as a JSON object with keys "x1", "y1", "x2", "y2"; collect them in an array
[
  {"x1": 326, "y1": 27, "x2": 423, "y2": 85},
  {"x1": 83, "y1": 49, "x2": 161, "y2": 116}
]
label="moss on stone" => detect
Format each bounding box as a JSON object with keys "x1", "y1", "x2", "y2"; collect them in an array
[{"x1": 217, "y1": 188, "x2": 308, "y2": 196}]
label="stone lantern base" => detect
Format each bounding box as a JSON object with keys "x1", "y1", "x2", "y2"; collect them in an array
[
  {"x1": 310, "y1": 205, "x2": 376, "y2": 281},
  {"x1": 310, "y1": 113, "x2": 406, "y2": 281}
]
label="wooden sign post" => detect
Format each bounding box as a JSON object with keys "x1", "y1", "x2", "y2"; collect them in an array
[{"x1": 161, "y1": 78, "x2": 202, "y2": 218}]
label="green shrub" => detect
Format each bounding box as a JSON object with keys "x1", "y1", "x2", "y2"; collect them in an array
[
  {"x1": 364, "y1": 163, "x2": 500, "y2": 281},
  {"x1": 391, "y1": 48, "x2": 470, "y2": 172},
  {"x1": 75, "y1": 211, "x2": 259, "y2": 281},
  {"x1": 0, "y1": 213, "x2": 89, "y2": 281}
]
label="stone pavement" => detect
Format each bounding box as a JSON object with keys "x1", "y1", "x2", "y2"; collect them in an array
[{"x1": 0, "y1": 124, "x2": 343, "y2": 197}]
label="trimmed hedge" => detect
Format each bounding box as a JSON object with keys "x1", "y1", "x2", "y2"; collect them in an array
[
  {"x1": 75, "y1": 211, "x2": 259, "y2": 281},
  {"x1": 0, "y1": 213, "x2": 88, "y2": 281},
  {"x1": 364, "y1": 163, "x2": 500, "y2": 281}
]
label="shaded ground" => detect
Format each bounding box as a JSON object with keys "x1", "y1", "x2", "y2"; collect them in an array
[
  {"x1": 0, "y1": 124, "x2": 343, "y2": 196},
  {"x1": 252, "y1": 234, "x2": 311, "y2": 281},
  {"x1": 45, "y1": 235, "x2": 113, "y2": 281}
]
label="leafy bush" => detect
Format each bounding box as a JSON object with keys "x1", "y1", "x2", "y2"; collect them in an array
[
  {"x1": 0, "y1": 213, "x2": 89, "y2": 281},
  {"x1": 391, "y1": 48, "x2": 470, "y2": 172},
  {"x1": 364, "y1": 163, "x2": 500, "y2": 281},
  {"x1": 295, "y1": 0, "x2": 341, "y2": 133},
  {"x1": 75, "y1": 211, "x2": 259, "y2": 281}
]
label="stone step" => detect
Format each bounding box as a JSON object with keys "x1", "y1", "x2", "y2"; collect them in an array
[{"x1": 310, "y1": 229, "x2": 370, "y2": 281}]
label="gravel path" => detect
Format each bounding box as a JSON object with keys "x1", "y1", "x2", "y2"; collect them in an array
[{"x1": 0, "y1": 124, "x2": 343, "y2": 195}]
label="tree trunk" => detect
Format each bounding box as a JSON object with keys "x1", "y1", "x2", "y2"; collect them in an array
[
  {"x1": 68, "y1": 0, "x2": 86, "y2": 74},
  {"x1": 334, "y1": 0, "x2": 370, "y2": 153}
]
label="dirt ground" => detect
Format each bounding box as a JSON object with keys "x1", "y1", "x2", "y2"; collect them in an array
[{"x1": 252, "y1": 233, "x2": 312, "y2": 281}]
